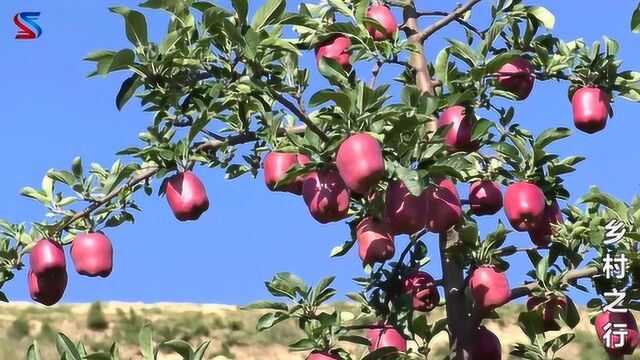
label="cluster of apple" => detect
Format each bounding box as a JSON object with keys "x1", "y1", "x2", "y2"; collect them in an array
[
  {"x1": 317, "y1": 7, "x2": 611, "y2": 136},
  {"x1": 283, "y1": 5, "x2": 625, "y2": 359},
  {"x1": 26, "y1": 169, "x2": 213, "y2": 306},
  {"x1": 28, "y1": 234, "x2": 112, "y2": 306}
]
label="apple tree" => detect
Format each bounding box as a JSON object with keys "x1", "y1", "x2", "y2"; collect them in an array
[{"x1": 6, "y1": 0, "x2": 640, "y2": 359}]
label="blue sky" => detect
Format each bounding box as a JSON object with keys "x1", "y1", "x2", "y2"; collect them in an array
[{"x1": 1, "y1": 0, "x2": 639, "y2": 306}]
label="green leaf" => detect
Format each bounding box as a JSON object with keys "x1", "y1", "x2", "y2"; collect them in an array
[
  {"x1": 309, "y1": 89, "x2": 351, "y2": 113},
  {"x1": 534, "y1": 127, "x2": 571, "y2": 150},
  {"x1": 193, "y1": 341, "x2": 211, "y2": 360},
  {"x1": 163, "y1": 339, "x2": 193, "y2": 360},
  {"x1": 56, "y1": 333, "x2": 83, "y2": 360},
  {"x1": 115, "y1": 74, "x2": 142, "y2": 110},
  {"x1": 396, "y1": 166, "x2": 424, "y2": 196},
  {"x1": 256, "y1": 312, "x2": 289, "y2": 331},
  {"x1": 317, "y1": 57, "x2": 349, "y2": 85},
  {"x1": 109, "y1": 7, "x2": 148, "y2": 45},
  {"x1": 632, "y1": 4, "x2": 640, "y2": 33},
  {"x1": 328, "y1": 0, "x2": 354, "y2": 18},
  {"x1": 188, "y1": 111, "x2": 212, "y2": 143},
  {"x1": 27, "y1": 341, "x2": 43, "y2": 360},
  {"x1": 241, "y1": 301, "x2": 289, "y2": 311},
  {"x1": 527, "y1": 6, "x2": 555, "y2": 30},
  {"x1": 330, "y1": 238, "x2": 356, "y2": 257},
  {"x1": 106, "y1": 49, "x2": 135, "y2": 74},
  {"x1": 251, "y1": 0, "x2": 285, "y2": 30},
  {"x1": 288, "y1": 338, "x2": 317, "y2": 351},
  {"x1": 446, "y1": 38, "x2": 477, "y2": 67},
  {"x1": 138, "y1": 323, "x2": 154, "y2": 360},
  {"x1": 338, "y1": 335, "x2": 371, "y2": 346},
  {"x1": 578, "y1": 188, "x2": 629, "y2": 222},
  {"x1": 232, "y1": 0, "x2": 249, "y2": 22}
]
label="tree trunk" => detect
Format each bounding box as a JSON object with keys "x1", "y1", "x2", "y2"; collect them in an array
[{"x1": 439, "y1": 230, "x2": 471, "y2": 360}]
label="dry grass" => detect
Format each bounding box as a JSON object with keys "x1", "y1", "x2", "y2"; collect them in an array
[{"x1": 0, "y1": 301, "x2": 638, "y2": 359}]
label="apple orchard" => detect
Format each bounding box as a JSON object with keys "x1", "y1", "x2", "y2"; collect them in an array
[{"x1": 5, "y1": 0, "x2": 640, "y2": 359}]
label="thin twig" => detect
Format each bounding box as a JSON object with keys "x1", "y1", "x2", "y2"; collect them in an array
[
  {"x1": 58, "y1": 125, "x2": 308, "y2": 231},
  {"x1": 418, "y1": 0, "x2": 483, "y2": 41},
  {"x1": 509, "y1": 267, "x2": 600, "y2": 301},
  {"x1": 270, "y1": 90, "x2": 330, "y2": 142},
  {"x1": 370, "y1": 59, "x2": 384, "y2": 88},
  {"x1": 418, "y1": 10, "x2": 484, "y2": 38}
]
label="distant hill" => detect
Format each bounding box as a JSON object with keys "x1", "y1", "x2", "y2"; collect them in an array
[{"x1": 0, "y1": 301, "x2": 637, "y2": 359}]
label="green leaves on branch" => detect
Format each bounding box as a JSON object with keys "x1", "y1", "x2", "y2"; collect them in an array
[{"x1": 27, "y1": 324, "x2": 211, "y2": 360}]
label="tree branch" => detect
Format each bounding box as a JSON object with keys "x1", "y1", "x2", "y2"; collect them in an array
[
  {"x1": 418, "y1": 0, "x2": 483, "y2": 41},
  {"x1": 417, "y1": 10, "x2": 484, "y2": 38},
  {"x1": 270, "y1": 90, "x2": 330, "y2": 142},
  {"x1": 58, "y1": 125, "x2": 308, "y2": 231},
  {"x1": 403, "y1": 3, "x2": 436, "y2": 134},
  {"x1": 509, "y1": 267, "x2": 600, "y2": 301}
]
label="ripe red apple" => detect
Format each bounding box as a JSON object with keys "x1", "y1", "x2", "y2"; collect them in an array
[
  {"x1": 402, "y1": 271, "x2": 440, "y2": 312},
  {"x1": 470, "y1": 326, "x2": 502, "y2": 360},
  {"x1": 165, "y1": 171, "x2": 209, "y2": 221},
  {"x1": 29, "y1": 239, "x2": 66, "y2": 277},
  {"x1": 527, "y1": 201, "x2": 563, "y2": 247},
  {"x1": 503, "y1": 182, "x2": 546, "y2": 232},
  {"x1": 425, "y1": 178, "x2": 462, "y2": 233},
  {"x1": 366, "y1": 5, "x2": 398, "y2": 41},
  {"x1": 71, "y1": 232, "x2": 113, "y2": 278},
  {"x1": 357, "y1": 217, "x2": 395, "y2": 264},
  {"x1": 572, "y1": 87, "x2": 610, "y2": 134},
  {"x1": 527, "y1": 295, "x2": 568, "y2": 332},
  {"x1": 302, "y1": 169, "x2": 350, "y2": 224},
  {"x1": 315, "y1": 36, "x2": 352, "y2": 72},
  {"x1": 367, "y1": 323, "x2": 407, "y2": 352},
  {"x1": 497, "y1": 56, "x2": 535, "y2": 100},
  {"x1": 336, "y1": 133, "x2": 385, "y2": 194},
  {"x1": 469, "y1": 181, "x2": 503, "y2": 216},
  {"x1": 469, "y1": 266, "x2": 511, "y2": 312},
  {"x1": 437, "y1": 105, "x2": 478, "y2": 153},
  {"x1": 28, "y1": 269, "x2": 68, "y2": 306},
  {"x1": 595, "y1": 310, "x2": 640, "y2": 356},
  {"x1": 306, "y1": 351, "x2": 339, "y2": 360},
  {"x1": 263, "y1": 151, "x2": 309, "y2": 195},
  {"x1": 384, "y1": 180, "x2": 427, "y2": 235}
]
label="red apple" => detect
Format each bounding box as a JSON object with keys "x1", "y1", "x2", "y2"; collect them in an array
[
  {"x1": 402, "y1": 271, "x2": 440, "y2": 312},
  {"x1": 595, "y1": 310, "x2": 640, "y2": 356},
  {"x1": 336, "y1": 133, "x2": 385, "y2": 194},
  {"x1": 29, "y1": 239, "x2": 66, "y2": 277},
  {"x1": 315, "y1": 36, "x2": 352, "y2": 72},
  {"x1": 425, "y1": 178, "x2": 462, "y2": 233},
  {"x1": 470, "y1": 326, "x2": 502, "y2": 360},
  {"x1": 527, "y1": 295, "x2": 568, "y2": 332},
  {"x1": 165, "y1": 171, "x2": 210, "y2": 221},
  {"x1": 366, "y1": 5, "x2": 398, "y2": 41},
  {"x1": 306, "y1": 352, "x2": 339, "y2": 360},
  {"x1": 572, "y1": 87, "x2": 610, "y2": 134},
  {"x1": 384, "y1": 180, "x2": 427, "y2": 235},
  {"x1": 367, "y1": 323, "x2": 407, "y2": 352},
  {"x1": 302, "y1": 169, "x2": 350, "y2": 224},
  {"x1": 357, "y1": 217, "x2": 395, "y2": 264},
  {"x1": 28, "y1": 269, "x2": 68, "y2": 306},
  {"x1": 71, "y1": 232, "x2": 113, "y2": 278},
  {"x1": 527, "y1": 201, "x2": 563, "y2": 247},
  {"x1": 503, "y1": 182, "x2": 545, "y2": 232},
  {"x1": 437, "y1": 105, "x2": 478, "y2": 153},
  {"x1": 263, "y1": 151, "x2": 309, "y2": 195},
  {"x1": 469, "y1": 181, "x2": 503, "y2": 216},
  {"x1": 497, "y1": 56, "x2": 535, "y2": 100},
  {"x1": 469, "y1": 266, "x2": 511, "y2": 312}
]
